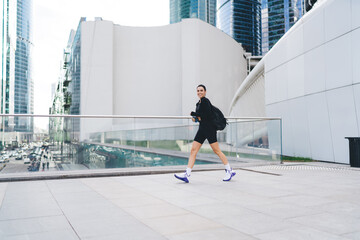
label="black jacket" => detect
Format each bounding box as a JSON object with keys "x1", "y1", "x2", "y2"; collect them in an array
[{"x1": 191, "y1": 97, "x2": 214, "y2": 127}]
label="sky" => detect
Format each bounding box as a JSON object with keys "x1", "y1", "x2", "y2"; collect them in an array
[{"x1": 33, "y1": 0, "x2": 169, "y2": 120}]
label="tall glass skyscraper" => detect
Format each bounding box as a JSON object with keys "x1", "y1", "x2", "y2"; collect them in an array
[
  {"x1": 69, "y1": 18, "x2": 82, "y2": 118},
  {"x1": 14, "y1": 0, "x2": 33, "y2": 132},
  {"x1": 1, "y1": 0, "x2": 17, "y2": 123},
  {"x1": 170, "y1": 0, "x2": 217, "y2": 26},
  {"x1": 216, "y1": 0, "x2": 262, "y2": 56},
  {"x1": 261, "y1": 0, "x2": 304, "y2": 54}
]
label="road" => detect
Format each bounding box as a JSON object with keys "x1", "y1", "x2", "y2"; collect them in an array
[{"x1": 0, "y1": 158, "x2": 30, "y2": 174}]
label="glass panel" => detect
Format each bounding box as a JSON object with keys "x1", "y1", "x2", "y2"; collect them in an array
[{"x1": 0, "y1": 115, "x2": 282, "y2": 176}]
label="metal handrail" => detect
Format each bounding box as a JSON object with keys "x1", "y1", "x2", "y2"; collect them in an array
[{"x1": 0, "y1": 114, "x2": 282, "y2": 121}]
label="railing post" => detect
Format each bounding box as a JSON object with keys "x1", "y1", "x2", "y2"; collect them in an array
[{"x1": 280, "y1": 118, "x2": 283, "y2": 164}]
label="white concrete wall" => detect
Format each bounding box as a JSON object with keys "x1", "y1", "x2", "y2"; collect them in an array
[
  {"x1": 265, "y1": 0, "x2": 360, "y2": 163},
  {"x1": 80, "y1": 21, "x2": 114, "y2": 139},
  {"x1": 80, "y1": 19, "x2": 247, "y2": 139},
  {"x1": 230, "y1": 0, "x2": 360, "y2": 164}
]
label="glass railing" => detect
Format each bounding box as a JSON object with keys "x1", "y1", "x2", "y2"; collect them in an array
[{"x1": 0, "y1": 114, "x2": 282, "y2": 175}]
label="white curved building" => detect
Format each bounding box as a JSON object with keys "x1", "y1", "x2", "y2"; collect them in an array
[
  {"x1": 79, "y1": 18, "x2": 247, "y2": 136},
  {"x1": 230, "y1": 0, "x2": 360, "y2": 164}
]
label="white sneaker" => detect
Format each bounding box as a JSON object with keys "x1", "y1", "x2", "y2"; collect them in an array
[
  {"x1": 174, "y1": 172, "x2": 190, "y2": 183},
  {"x1": 223, "y1": 169, "x2": 236, "y2": 181}
]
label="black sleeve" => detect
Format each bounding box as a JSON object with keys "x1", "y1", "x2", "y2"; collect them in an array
[{"x1": 192, "y1": 98, "x2": 213, "y2": 120}]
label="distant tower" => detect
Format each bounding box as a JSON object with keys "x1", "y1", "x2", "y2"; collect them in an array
[
  {"x1": 262, "y1": 0, "x2": 312, "y2": 55},
  {"x1": 0, "y1": 0, "x2": 17, "y2": 120},
  {"x1": 216, "y1": 0, "x2": 262, "y2": 56},
  {"x1": 14, "y1": 0, "x2": 34, "y2": 132},
  {"x1": 170, "y1": 0, "x2": 217, "y2": 26}
]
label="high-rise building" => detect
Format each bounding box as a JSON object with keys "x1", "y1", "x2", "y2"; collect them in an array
[
  {"x1": 1, "y1": 0, "x2": 17, "y2": 128},
  {"x1": 170, "y1": 0, "x2": 217, "y2": 26},
  {"x1": 14, "y1": 0, "x2": 33, "y2": 132},
  {"x1": 261, "y1": 0, "x2": 318, "y2": 55},
  {"x1": 216, "y1": 0, "x2": 262, "y2": 56},
  {"x1": 50, "y1": 18, "x2": 86, "y2": 141}
]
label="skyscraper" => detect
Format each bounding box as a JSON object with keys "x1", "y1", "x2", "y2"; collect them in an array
[
  {"x1": 262, "y1": 0, "x2": 307, "y2": 55},
  {"x1": 1, "y1": 0, "x2": 17, "y2": 121},
  {"x1": 14, "y1": 0, "x2": 33, "y2": 132},
  {"x1": 216, "y1": 0, "x2": 262, "y2": 56},
  {"x1": 170, "y1": 0, "x2": 217, "y2": 26}
]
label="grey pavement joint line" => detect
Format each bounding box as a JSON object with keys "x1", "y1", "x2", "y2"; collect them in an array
[
  {"x1": 45, "y1": 181, "x2": 81, "y2": 240},
  {"x1": 0, "y1": 183, "x2": 8, "y2": 222}
]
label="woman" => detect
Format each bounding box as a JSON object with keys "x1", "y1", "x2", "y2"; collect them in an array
[{"x1": 175, "y1": 84, "x2": 236, "y2": 183}]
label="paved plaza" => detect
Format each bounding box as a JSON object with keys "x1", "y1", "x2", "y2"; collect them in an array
[{"x1": 0, "y1": 162, "x2": 360, "y2": 239}]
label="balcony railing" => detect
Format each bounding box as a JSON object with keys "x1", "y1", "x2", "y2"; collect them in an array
[{"x1": 0, "y1": 114, "x2": 282, "y2": 177}]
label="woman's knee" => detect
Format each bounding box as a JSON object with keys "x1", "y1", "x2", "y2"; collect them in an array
[
  {"x1": 213, "y1": 148, "x2": 222, "y2": 156},
  {"x1": 190, "y1": 147, "x2": 198, "y2": 155}
]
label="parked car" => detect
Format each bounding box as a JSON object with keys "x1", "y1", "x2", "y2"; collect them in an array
[
  {"x1": 2, "y1": 155, "x2": 10, "y2": 162},
  {"x1": 15, "y1": 154, "x2": 23, "y2": 160},
  {"x1": 23, "y1": 158, "x2": 30, "y2": 164}
]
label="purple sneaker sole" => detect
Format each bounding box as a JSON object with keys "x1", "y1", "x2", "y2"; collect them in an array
[
  {"x1": 223, "y1": 172, "x2": 236, "y2": 182},
  {"x1": 174, "y1": 174, "x2": 189, "y2": 183}
]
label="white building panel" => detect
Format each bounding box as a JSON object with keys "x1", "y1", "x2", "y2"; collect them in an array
[
  {"x1": 287, "y1": 55, "x2": 305, "y2": 99},
  {"x1": 303, "y1": 7, "x2": 325, "y2": 52},
  {"x1": 288, "y1": 97, "x2": 311, "y2": 158},
  {"x1": 352, "y1": 28, "x2": 360, "y2": 84},
  {"x1": 304, "y1": 45, "x2": 326, "y2": 95},
  {"x1": 325, "y1": 34, "x2": 352, "y2": 90},
  {"x1": 286, "y1": 24, "x2": 304, "y2": 61},
  {"x1": 265, "y1": 39, "x2": 287, "y2": 72},
  {"x1": 326, "y1": 86, "x2": 358, "y2": 163},
  {"x1": 81, "y1": 21, "x2": 114, "y2": 138},
  {"x1": 324, "y1": 0, "x2": 351, "y2": 41},
  {"x1": 276, "y1": 64, "x2": 289, "y2": 103},
  {"x1": 305, "y1": 93, "x2": 334, "y2": 161},
  {"x1": 267, "y1": 101, "x2": 294, "y2": 157},
  {"x1": 353, "y1": 84, "x2": 360, "y2": 136},
  {"x1": 264, "y1": 69, "x2": 277, "y2": 105},
  {"x1": 351, "y1": 0, "x2": 360, "y2": 29}
]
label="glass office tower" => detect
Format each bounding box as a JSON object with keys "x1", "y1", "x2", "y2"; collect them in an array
[
  {"x1": 170, "y1": 0, "x2": 217, "y2": 26},
  {"x1": 69, "y1": 19, "x2": 82, "y2": 117},
  {"x1": 262, "y1": 0, "x2": 305, "y2": 55},
  {"x1": 14, "y1": 0, "x2": 33, "y2": 132},
  {"x1": 216, "y1": 0, "x2": 262, "y2": 56}
]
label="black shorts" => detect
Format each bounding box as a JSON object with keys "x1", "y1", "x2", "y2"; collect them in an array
[{"x1": 194, "y1": 126, "x2": 217, "y2": 144}]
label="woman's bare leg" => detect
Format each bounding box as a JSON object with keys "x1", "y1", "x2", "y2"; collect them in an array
[
  {"x1": 210, "y1": 142, "x2": 229, "y2": 165},
  {"x1": 187, "y1": 141, "x2": 202, "y2": 169}
]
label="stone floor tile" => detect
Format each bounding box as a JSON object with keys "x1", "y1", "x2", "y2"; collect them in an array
[
  {"x1": 168, "y1": 227, "x2": 257, "y2": 240},
  {"x1": 142, "y1": 213, "x2": 222, "y2": 236},
  {"x1": 255, "y1": 227, "x2": 351, "y2": 240},
  {"x1": 110, "y1": 194, "x2": 165, "y2": 208},
  {"x1": 217, "y1": 212, "x2": 300, "y2": 235},
  {"x1": 124, "y1": 202, "x2": 189, "y2": 219},
  {"x1": 0, "y1": 230, "x2": 79, "y2": 240},
  {"x1": 342, "y1": 231, "x2": 360, "y2": 240},
  {"x1": 70, "y1": 217, "x2": 158, "y2": 239},
  {"x1": 0, "y1": 215, "x2": 73, "y2": 237},
  {"x1": 289, "y1": 212, "x2": 360, "y2": 235},
  {"x1": 185, "y1": 202, "x2": 257, "y2": 219},
  {"x1": 245, "y1": 202, "x2": 323, "y2": 219}
]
